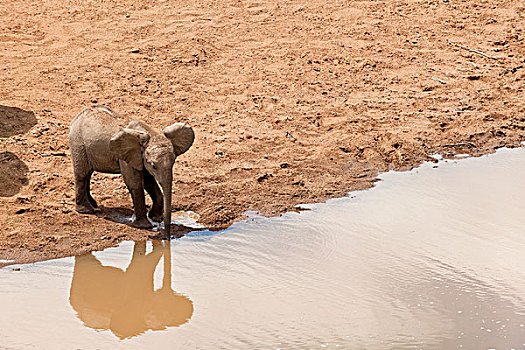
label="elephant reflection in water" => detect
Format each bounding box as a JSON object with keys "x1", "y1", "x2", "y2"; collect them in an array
[{"x1": 69, "y1": 241, "x2": 193, "y2": 339}]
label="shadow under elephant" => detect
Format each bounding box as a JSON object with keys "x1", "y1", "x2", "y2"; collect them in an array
[
  {"x1": 69, "y1": 240, "x2": 193, "y2": 339},
  {"x1": 93, "y1": 206, "x2": 204, "y2": 239}
]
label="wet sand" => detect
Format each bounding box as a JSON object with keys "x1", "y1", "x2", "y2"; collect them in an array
[
  {"x1": 1, "y1": 0, "x2": 524, "y2": 263},
  {"x1": 1, "y1": 148, "x2": 525, "y2": 348}
]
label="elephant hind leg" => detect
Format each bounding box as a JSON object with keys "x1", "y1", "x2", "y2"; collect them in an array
[
  {"x1": 75, "y1": 177, "x2": 96, "y2": 213},
  {"x1": 71, "y1": 146, "x2": 96, "y2": 214},
  {"x1": 144, "y1": 170, "x2": 163, "y2": 222},
  {"x1": 85, "y1": 171, "x2": 98, "y2": 208}
]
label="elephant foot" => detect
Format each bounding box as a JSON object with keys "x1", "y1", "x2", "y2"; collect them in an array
[
  {"x1": 148, "y1": 210, "x2": 163, "y2": 223},
  {"x1": 131, "y1": 216, "x2": 153, "y2": 229},
  {"x1": 76, "y1": 204, "x2": 96, "y2": 214}
]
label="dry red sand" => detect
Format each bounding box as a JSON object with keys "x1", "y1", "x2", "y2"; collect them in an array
[{"x1": 1, "y1": 0, "x2": 524, "y2": 265}]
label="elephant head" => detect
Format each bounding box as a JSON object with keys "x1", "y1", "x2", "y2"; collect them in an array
[{"x1": 109, "y1": 121, "x2": 194, "y2": 235}]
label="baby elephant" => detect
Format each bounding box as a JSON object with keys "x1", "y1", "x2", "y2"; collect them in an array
[{"x1": 68, "y1": 105, "x2": 194, "y2": 235}]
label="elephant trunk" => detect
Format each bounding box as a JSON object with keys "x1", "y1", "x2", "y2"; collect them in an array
[{"x1": 161, "y1": 176, "x2": 172, "y2": 239}]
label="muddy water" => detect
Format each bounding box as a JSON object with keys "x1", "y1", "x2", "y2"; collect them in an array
[{"x1": 2, "y1": 148, "x2": 525, "y2": 349}]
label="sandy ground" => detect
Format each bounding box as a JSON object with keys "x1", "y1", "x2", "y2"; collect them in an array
[{"x1": 0, "y1": 0, "x2": 524, "y2": 265}]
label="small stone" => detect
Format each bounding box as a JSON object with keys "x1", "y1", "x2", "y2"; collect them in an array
[{"x1": 257, "y1": 173, "x2": 273, "y2": 182}]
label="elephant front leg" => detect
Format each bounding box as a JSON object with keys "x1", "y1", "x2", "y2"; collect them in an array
[
  {"x1": 120, "y1": 161, "x2": 153, "y2": 229},
  {"x1": 144, "y1": 170, "x2": 163, "y2": 222}
]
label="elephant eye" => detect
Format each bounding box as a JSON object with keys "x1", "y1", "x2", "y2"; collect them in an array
[{"x1": 151, "y1": 163, "x2": 157, "y2": 170}]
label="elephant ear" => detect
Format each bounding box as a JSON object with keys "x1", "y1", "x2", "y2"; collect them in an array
[
  {"x1": 109, "y1": 128, "x2": 150, "y2": 170},
  {"x1": 162, "y1": 123, "x2": 195, "y2": 156}
]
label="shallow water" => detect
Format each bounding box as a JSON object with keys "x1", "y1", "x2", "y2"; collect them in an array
[{"x1": 2, "y1": 148, "x2": 525, "y2": 349}]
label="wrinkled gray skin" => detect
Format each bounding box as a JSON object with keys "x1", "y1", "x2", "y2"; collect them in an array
[{"x1": 68, "y1": 105, "x2": 194, "y2": 237}]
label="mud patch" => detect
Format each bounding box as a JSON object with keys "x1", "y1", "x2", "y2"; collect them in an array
[
  {"x1": 0, "y1": 105, "x2": 36, "y2": 138},
  {"x1": 0, "y1": 152, "x2": 29, "y2": 197}
]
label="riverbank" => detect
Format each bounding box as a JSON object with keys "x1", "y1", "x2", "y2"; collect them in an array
[{"x1": 1, "y1": 0, "x2": 524, "y2": 265}]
